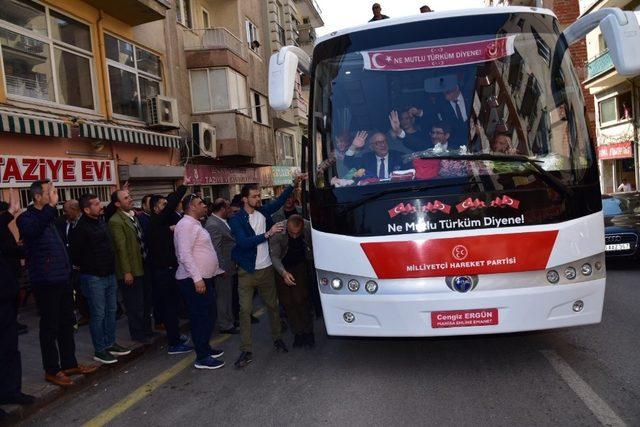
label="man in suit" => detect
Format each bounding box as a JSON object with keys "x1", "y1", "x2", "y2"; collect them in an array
[
  {"x1": 55, "y1": 200, "x2": 88, "y2": 325},
  {"x1": 424, "y1": 74, "x2": 473, "y2": 148},
  {"x1": 205, "y1": 198, "x2": 237, "y2": 334},
  {"x1": 0, "y1": 190, "x2": 35, "y2": 413},
  {"x1": 147, "y1": 185, "x2": 193, "y2": 354},
  {"x1": 108, "y1": 189, "x2": 152, "y2": 344},
  {"x1": 344, "y1": 131, "x2": 405, "y2": 180}
]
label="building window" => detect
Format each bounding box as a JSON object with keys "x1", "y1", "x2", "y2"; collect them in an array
[
  {"x1": 201, "y1": 8, "x2": 210, "y2": 29},
  {"x1": 245, "y1": 19, "x2": 260, "y2": 53},
  {"x1": 0, "y1": 0, "x2": 95, "y2": 110},
  {"x1": 104, "y1": 33, "x2": 162, "y2": 120},
  {"x1": 277, "y1": 131, "x2": 295, "y2": 166},
  {"x1": 251, "y1": 90, "x2": 268, "y2": 124},
  {"x1": 189, "y1": 67, "x2": 248, "y2": 113},
  {"x1": 19, "y1": 185, "x2": 111, "y2": 210},
  {"x1": 599, "y1": 92, "x2": 633, "y2": 125},
  {"x1": 177, "y1": 0, "x2": 193, "y2": 28}
]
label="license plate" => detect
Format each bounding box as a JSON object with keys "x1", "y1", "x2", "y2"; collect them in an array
[
  {"x1": 431, "y1": 308, "x2": 499, "y2": 328},
  {"x1": 605, "y1": 243, "x2": 631, "y2": 252}
]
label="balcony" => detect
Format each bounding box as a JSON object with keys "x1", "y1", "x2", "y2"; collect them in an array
[
  {"x1": 184, "y1": 28, "x2": 248, "y2": 74},
  {"x1": 81, "y1": 0, "x2": 168, "y2": 26},
  {"x1": 293, "y1": 0, "x2": 324, "y2": 27},
  {"x1": 586, "y1": 49, "x2": 614, "y2": 81}
]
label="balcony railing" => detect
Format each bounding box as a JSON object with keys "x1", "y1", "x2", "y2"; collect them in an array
[
  {"x1": 586, "y1": 49, "x2": 614, "y2": 80},
  {"x1": 185, "y1": 28, "x2": 247, "y2": 60}
]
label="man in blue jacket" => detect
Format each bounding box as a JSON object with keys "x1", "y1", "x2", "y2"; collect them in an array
[
  {"x1": 17, "y1": 181, "x2": 97, "y2": 387},
  {"x1": 229, "y1": 173, "x2": 307, "y2": 368}
]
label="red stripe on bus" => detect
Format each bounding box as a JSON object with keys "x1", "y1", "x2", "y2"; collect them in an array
[{"x1": 360, "y1": 231, "x2": 559, "y2": 279}]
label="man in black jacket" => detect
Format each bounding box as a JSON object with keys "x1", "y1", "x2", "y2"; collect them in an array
[
  {"x1": 71, "y1": 194, "x2": 131, "y2": 365},
  {"x1": 148, "y1": 184, "x2": 193, "y2": 355},
  {"x1": 0, "y1": 190, "x2": 34, "y2": 414}
]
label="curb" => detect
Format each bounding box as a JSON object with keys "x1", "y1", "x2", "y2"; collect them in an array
[{"x1": 1, "y1": 324, "x2": 188, "y2": 426}]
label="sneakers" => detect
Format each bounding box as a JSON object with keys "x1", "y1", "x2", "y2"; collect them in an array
[
  {"x1": 167, "y1": 343, "x2": 194, "y2": 355},
  {"x1": 210, "y1": 348, "x2": 224, "y2": 358},
  {"x1": 274, "y1": 339, "x2": 289, "y2": 353},
  {"x1": 194, "y1": 356, "x2": 225, "y2": 370},
  {"x1": 234, "y1": 351, "x2": 253, "y2": 368},
  {"x1": 94, "y1": 351, "x2": 118, "y2": 364},
  {"x1": 107, "y1": 343, "x2": 131, "y2": 356}
]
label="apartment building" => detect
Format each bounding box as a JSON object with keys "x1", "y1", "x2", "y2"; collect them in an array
[
  {"x1": 174, "y1": 0, "x2": 322, "y2": 200},
  {"x1": 0, "y1": 0, "x2": 185, "y2": 206},
  {"x1": 581, "y1": 0, "x2": 640, "y2": 193}
]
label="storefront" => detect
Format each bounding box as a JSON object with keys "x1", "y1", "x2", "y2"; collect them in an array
[
  {"x1": 0, "y1": 108, "x2": 183, "y2": 208},
  {"x1": 184, "y1": 164, "x2": 260, "y2": 201},
  {"x1": 270, "y1": 165, "x2": 300, "y2": 197},
  {"x1": 597, "y1": 140, "x2": 635, "y2": 193}
]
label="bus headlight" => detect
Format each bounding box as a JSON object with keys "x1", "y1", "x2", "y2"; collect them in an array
[
  {"x1": 564, "y1": 267, "x2": 577, "y2": 280},
  {"x1": 546, "y1": 270, "x2": 560, "y2": 284},
  {"x1": 365, "y1": 280, "x2": 378, "y2": 294},
  {"x1": 581, "y1": 263, "x2": 592, "y2": 276},
  {"x1": 331, "y1": 278, "x2": 343, "y2": 290},
  {"x1": 319, "y1": 277, "x2": 328, "y2": 286},
  {"x1": 347, "y1": 279, "x2": 360, "y2": 292}
]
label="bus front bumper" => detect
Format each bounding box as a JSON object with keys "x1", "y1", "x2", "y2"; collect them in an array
[{"x1": 320, "y1": 279, "x2": 605, "y2": 337}]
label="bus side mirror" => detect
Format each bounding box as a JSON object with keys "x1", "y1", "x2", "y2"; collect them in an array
[
  {"x1": 563, "y1": 8, "x2": 640, "y2": 77},
  {"x1": 600, "y1": 11, "x2": 640, "y2": 76},
  {"x1": 269, "y1": 46, "x2": 311, "y2": 111}
]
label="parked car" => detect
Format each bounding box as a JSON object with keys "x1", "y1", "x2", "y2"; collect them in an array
[{"x1": 602, "y1": 192, "x2": 640, "y2": 260}]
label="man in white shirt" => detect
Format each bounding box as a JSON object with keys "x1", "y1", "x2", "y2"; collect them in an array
[
  {"x1": 617, "y1": 178, "x2": 633, "y2": 192},
  {"x1": 174, "y1": 194, "x2": 225, "y2": 370},
  {"x1": 229, "y1": 175, "x2": 307, "y2": 368}
]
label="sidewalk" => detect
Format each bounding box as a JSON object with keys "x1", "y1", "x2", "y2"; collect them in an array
[{"x1": 1, "y1": 303, "x2": 185, "y2": 425}]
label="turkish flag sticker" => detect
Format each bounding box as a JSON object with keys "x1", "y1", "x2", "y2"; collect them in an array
[{"x1": 360, "y1": 231, "x2": 559, "y2": 279}]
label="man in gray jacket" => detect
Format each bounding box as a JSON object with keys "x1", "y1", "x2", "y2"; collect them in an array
[
  {"x1": 205, "y1": 198, "x2": 238, "y2": 334},
  {"x1": 269, "y1": 214, "x2": 314, "y2": 348}
]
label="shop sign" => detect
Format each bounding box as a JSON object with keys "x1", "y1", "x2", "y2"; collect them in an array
[
  {"x1": 597, "y1": 141, "x2": 633, "y2": 160},
  {"x1": 0, "y1": 155, "x2": 116, "y2": 188},
  {"x1": 271, "y1": 165, "x2": 299, "y2": 186},
  {"x1": 184, "y1": 164, "x2": 258, "y2": 185}
]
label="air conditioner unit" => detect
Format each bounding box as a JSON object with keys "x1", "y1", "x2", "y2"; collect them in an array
[
  {"x1": 146, "y1": 95, "x2": 179, "y2": 129},
  {"x1": 191, "y1": 122, "x2": 217, "y2": 158}
]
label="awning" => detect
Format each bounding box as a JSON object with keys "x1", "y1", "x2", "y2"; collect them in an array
[
  {"x1": 79, "y1": 121, "x2": 181, "y2": 149},
  {"x1": 0, "y1": 109, "x2": 71, "y2": 138}
]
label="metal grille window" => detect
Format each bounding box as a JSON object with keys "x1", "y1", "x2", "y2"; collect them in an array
[
  {"x1": 104, "y1": 33, "x2": 162, "y2": 120},
  {"x1": 18, "y1": 185, "x2": 111, "y2": 211},
  {"x1": 251, "y1": 90, "x2": 268, "y2": 124},
  {"x1": 176, "y1": 0, "x2": 193, "y2": 28},
  {"x1": 0, "y1": 0, "x2": 95, "y2": 110}
]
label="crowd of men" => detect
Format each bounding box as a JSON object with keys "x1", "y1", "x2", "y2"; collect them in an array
[{"x1": 0, "y1": 172, "x2": 313, "y2": 417}]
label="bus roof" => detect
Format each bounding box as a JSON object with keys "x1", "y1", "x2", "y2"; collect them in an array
[{"x1": 315, "y1": 6, "x2": 557, "y2": 46}]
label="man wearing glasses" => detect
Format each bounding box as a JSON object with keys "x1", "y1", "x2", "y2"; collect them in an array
[{"x1": 174, "y1": 194, "x2": 225, "y2": 370}]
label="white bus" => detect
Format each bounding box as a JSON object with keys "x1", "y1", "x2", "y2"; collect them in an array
[{"x1": 269, "y1": 7, "x2": 640, "y2": 336}]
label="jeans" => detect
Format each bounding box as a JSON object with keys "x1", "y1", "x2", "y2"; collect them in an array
[
  {"x1": 177, "y1": 277, "x2": 216, "y2": 360},
  {"x1": 119, "y1": 276, "x2": 152, "y2": 341},
  {"x1": 153, "y1": 267, "x2": 181, "y2": 346},
  {"x1": 0, "y1": 300, "x2": 21, "y2": 397},
  {"x1": 80, "y1": 274, "x2": 117, "y2": 353},
  {"x1": 32, "y1": 282, "x2": 78, "y2": 375}
]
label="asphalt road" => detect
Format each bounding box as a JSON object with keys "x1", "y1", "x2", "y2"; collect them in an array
[{"x1": 22, "y1": 263, "x2": 640, "y2": 426}]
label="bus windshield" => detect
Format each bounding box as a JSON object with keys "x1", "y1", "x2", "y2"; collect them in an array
[{"x1": 312, "y1": 13, "x2": 595, "y2": 192}]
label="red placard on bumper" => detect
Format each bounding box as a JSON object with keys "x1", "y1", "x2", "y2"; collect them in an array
[{"x1": 431, "y1": 308, "x2": 499, "y2": 328}]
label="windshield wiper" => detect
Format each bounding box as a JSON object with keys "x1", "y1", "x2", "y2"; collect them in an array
[
  {"x1": 339, "y1": 180, "x2": 474, "y2": 214},
  {"x1": 414, "y1": 153, "x2": 573, "y2": 199}
]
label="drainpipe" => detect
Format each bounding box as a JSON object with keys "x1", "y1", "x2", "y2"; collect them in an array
[
  {"x1": 630, "y1": 78, "x2": 639, "y2": 189},
  {"x1": 97, "y1": 10, "x2": 119, "y2": 186}
]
